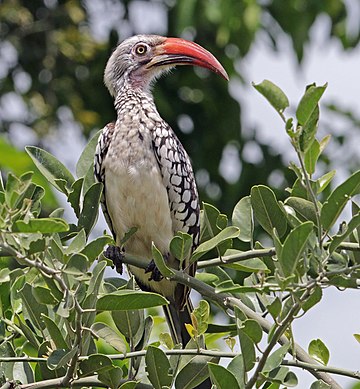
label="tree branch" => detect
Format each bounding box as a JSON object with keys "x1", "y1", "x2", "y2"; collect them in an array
[{"x1": 122, "y1": 253, "x2": 342, "y2": 388}]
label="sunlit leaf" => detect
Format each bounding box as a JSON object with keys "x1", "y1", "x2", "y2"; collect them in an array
[
  {"x1": 308, "y1": 339, "x2": 330, "y2": 365},
  {"x1": 252, "y1": 80, "x2": 289, "y2": 113},
  {"x1": 321, "y1": 170, "x2": 360, "y2": 231},
  {"x1": 25, "y1": 146, "x2": 74, "y2": 194},
  {"x1": 232, "y1": 196, "x2": 253, "y2": 242},
  {"x1": 14, "y1": 218, "x2": 69, "y2": 233},
  {"x1": 191, "y1": 226, "x2": 240, "y2": 263}
]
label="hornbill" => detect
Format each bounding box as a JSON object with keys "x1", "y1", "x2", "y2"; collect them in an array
[{"x1": 94, "y1": 34, "x2": 228, "y2": 356}]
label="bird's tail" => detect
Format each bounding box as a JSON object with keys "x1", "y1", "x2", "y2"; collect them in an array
[
  {"x1": 163, "y1": 298, "x2": 212, "y2": 389},
  {"x1": 163, "y1": 297, "x2": 193, "y2": 347}
]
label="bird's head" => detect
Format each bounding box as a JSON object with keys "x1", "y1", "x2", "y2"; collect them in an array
[{"x1": 104, "y1": 34, "x2": 228, "y2": 97}]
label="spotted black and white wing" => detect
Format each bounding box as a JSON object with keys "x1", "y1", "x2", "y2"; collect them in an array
[
  {"x1": 152, "y1": 121, "x2": 200, "y2": 258},
  {"x1": 94, "y1": 122, "x2": 117, "y2": 239}
]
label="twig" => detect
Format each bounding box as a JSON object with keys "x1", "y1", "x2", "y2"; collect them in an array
[
  {"x1": 197, "y1": 247, "x2": 276, "y2": 268},
  {"x1": 283, "y1": 359, "x2": 360, "y2": 380},
  {"x1": 245, "y1": 285, "x2": 315, "y2": 388}
]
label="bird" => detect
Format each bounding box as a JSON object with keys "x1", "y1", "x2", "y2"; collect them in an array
[{"x1": 94, "y1": 35, "x2": 228, "y2": 349}]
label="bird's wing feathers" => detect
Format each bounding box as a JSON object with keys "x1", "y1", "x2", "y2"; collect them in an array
[
  {"x1": 152, "y1": 121, "x2": 200, "y2": 265},
  {"x1": 94, "y1": 121, "x2": 117, "y2": 239}
]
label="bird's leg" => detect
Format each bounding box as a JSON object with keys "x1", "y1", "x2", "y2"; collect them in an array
[
  {"x1": 145, "y1": 252, "x2": 170, "y2": 282},
  {"x1": 145, "y1": 260, "x2": 163, "y2": 281},
  {"x1": 104, "y1": 245, "x2": 124, "y2": 274}
]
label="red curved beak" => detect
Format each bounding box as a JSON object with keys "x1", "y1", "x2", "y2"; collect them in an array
[{"x1": 149, "y1": 37, "x2": 229, "y2": 81}]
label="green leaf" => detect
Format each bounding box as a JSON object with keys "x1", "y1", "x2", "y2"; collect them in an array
[
  {"x1": 308, "y1": 339, "x2": 330, "y2": 365},
  {"x1": 98, "y1": 366, "x2": 124, "y2": 389},
  {"x1": 252, "y1": 80, "x2": 289, "y2": 113},
  {"x1": 329, "y1": 213, "x2": 360, "y2": 253},
  {"x1": 64, "y1": 229, "x2": 87, "y2": 255},
  {"x1": 235, "y1": 307, "x2": 255, "y2": 372},
  {"x1": 112, "y1": 309, "x2": 143, "y2": 344},
  {"x1": 67, "y1": 177, "x2": 84, "y2": 217},
  {"x1": 321, "y1": 170, "x2": 360, "y2": 231},
  {"x1": 191, "y1": 226, "x2": 240, "y2": 263},
  {"x1": 145, "y1": 346, "x2": 172, "y2": 389},
  {"x1": 120, "y1": 227, "x2": 138, "y2": 246},
  {"x1": 302, "y1": 285, "x2": 322, "y2": 313},
  {"x1": 13, "y1": 360, "x2": 34, "y2": 384},
  {"x1": 267, "y1": 298, "x2": 282, "y2": 320},
  {"x1": 41, "y1": 315, "x2": 68, "y2": 349},
  {"x1": 263, "y1": 343, "x2": 290, "y2": 373},
  {"x1": 119, "y1": 382, "x2": 138, "y2": 389},
  {"x1": 25, "y1": 146, "x2": 74, "y2": 194},
  {"x1": 353, "y1": 334, "x2": 360, "y2": 344},
  {"x1": 81, "y1": 235, "x2": 114, "y2": 262},
  {"x1": 76, "y1": 130, "x2": 101, "y2": 178},
  {"x1": 304, "y1": 139, "x2": 320, "y2": 175},
  {"x1": 15, "y1": 314, "x2": 40, "y2": 348},
  {"x1": 97, "y1": 290, "x2": 168, "y2": 311},
  {"x1": 201, "y1": 202, "x2": 221, "y2": 241},
  {"x1": 47, "y1": 347, "x2": 78, "y2": 370},
  {"x1": 250, "y1": 185, "x2": 287, "y2": 237},
  {"x1": 232, "y1": 196, "x2": 253, "y2": 242},
  {"x1": 240, "y1": 319, "x2": 262, "y2": 344},
  {"x1": 33, "y1": 286, "x2": 58, "y2": 305},
  {"x1": 192, "y1": 300, "x2": 210, "y2": 335},
  {"x1": 208, "y1": 363, "x2": 240, "y2": 389},
  {"x1": 175, "y1": 354, "x2": 216, "y2": 389},
  {"x1": 227, "y1": 354, "x2": 246, "y2": 389},
  {"x1": 14, "y1": 218, "x2": 69, "y2": 233},
  {"x1": 296, "y1": 84, "x2": 327, "y2": 126},
  {"x1": 170, "y1": 232, "x2": 193, "y2": 262},
  {"x1": 310, "y1": 380, "x2": 331, "y2": 389},
  {"x1": 285, "y1": 197, "x2": 317, "y2": 223},
  {"x1": 316, "y1": 170, "x2": 336, "y2": 194},
  {"x1": 18, "y1": 283, "x2": 47, "y2": 331},
  {"x1": 78, "y1": 182, "x2": 102, "y2": 235},
  {"x1": 151, "y1": 242, "x2": 175, "y2": 277},
  {"x1": 80, "y1": 354, "x2": 113, "y2": 377},
  {"x1": 91, "y1": 322, "x2": 127, "y2": 354},
  {"x1": 279, "y1": 221, "x2": 313, "y2": 278},
  {"x1": 64, "y1": 253, "x2": 88, "y2": 275}
]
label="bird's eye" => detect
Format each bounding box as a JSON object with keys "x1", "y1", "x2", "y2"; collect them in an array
[{"x1": 135, "y1": 44, "x2": 148, "y2": 56}]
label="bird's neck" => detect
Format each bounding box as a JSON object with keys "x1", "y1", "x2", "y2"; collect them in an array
[{"x1": 114, "y1": 84, "x2": 159, "y2": 119}]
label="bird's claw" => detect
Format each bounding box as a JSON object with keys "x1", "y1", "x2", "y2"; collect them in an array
[
  {"x1": 104, "y1": 245, "x2": 124, "y2": 274},
  {"x1": 145, "y1": 259, "x2": 163, "y2": 282}
]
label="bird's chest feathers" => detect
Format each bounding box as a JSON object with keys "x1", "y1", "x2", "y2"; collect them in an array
[{"x1": 103, "y1": 116, "x2": 173, "y2": 255}]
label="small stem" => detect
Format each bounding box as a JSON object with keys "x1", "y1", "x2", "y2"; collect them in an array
[{"x1": 296, "y1": 149, "x2": 323, "y2": 247}]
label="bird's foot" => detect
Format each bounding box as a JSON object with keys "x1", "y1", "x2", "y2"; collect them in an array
[
  {"x1": 145, "y1": 259, "x2": 163, "y2": 282},
  {"x1": 104, "y1": 245, "x2": 124, "y2": 274}
]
